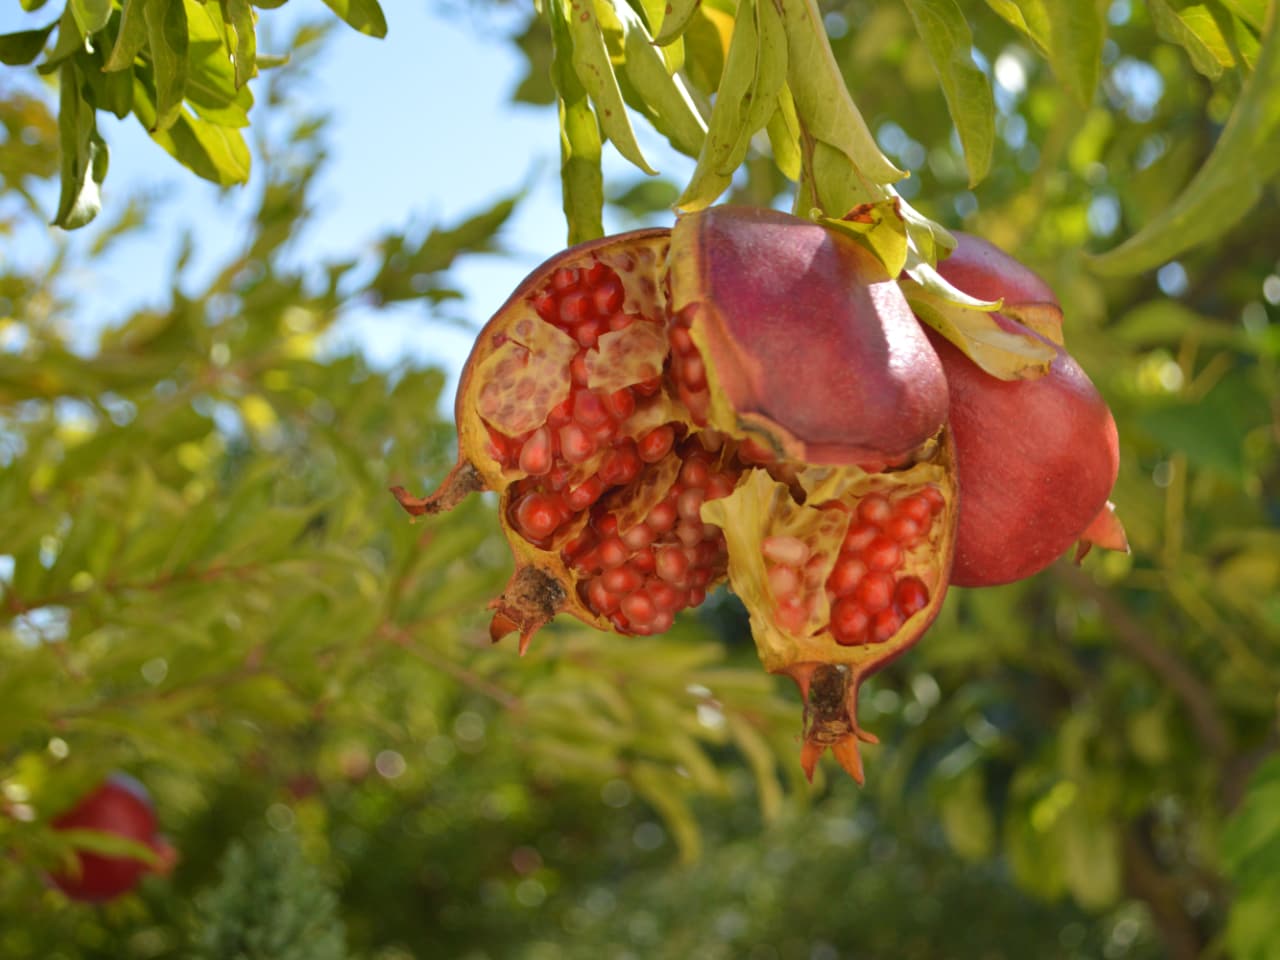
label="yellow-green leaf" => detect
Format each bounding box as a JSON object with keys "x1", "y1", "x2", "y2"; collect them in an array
[
  {"x1": 818, "y1": 199, "x2": 910, "y2": 278},
  {"x1": 1148, "y1": 0, "x2": 1258, "y2": 76},
  {"x1": 104, "y1": 0, "x2": 148, "y2": 71},
  {"x1": 612, "y1": 0, "x2": 707, "y2": 158},
  {"x1": 984, "y1": 0, "x2": 1051, "y2": 57},
  {"x1": 766, "y1": 85, "x2": 802, "y2": 181},
  {"x1": 902, "y1": 0, "x2": 995, "y2": 186},
  {"x1": 567, "y1": 0, "x2": 656, "y2": 175},
  {"x1": 144, "y1": 0, "x2": 188, "y2": 134},
  {"x1": 655, "y1": 0, "x2": 702, "y2": 44},
  {"x1": 318, "y1": 0, "x2": 387, "y2": 38},
  {"x1": 1043, "y1": 0, "x2": 1107, "y2": 106},
  {"x1": 1090, "y1": 2, "x2": 1280, "y2": 274}
]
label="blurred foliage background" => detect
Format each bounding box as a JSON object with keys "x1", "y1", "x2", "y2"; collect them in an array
[{"x1": 1, "y1": 1, "x2": 1278, "y2": 958}]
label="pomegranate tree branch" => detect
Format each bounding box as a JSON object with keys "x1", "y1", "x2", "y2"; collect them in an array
[{"x1": 1055, "y1": 564, "x2": 1231, "y2": 761}]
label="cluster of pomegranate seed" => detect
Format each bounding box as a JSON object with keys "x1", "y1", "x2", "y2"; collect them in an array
[
  {"x1": 563, "y1": 441, "x2": 740, "y2": 634},
  {"x1": 669, "y1": 306, "x2": 710, "y2": 425},
  {"x1": 493, "y1": 260, "x2": 673, "y2": 549},
  {"x1": 824, "y1": 489, "x2": 945, "y2": 645}
]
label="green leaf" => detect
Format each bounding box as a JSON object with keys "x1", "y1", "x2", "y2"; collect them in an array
[
  {"x1": 70, "y1": 0, "x2": 112, "y2": 36},
  {"x1": 0, "y1": 22, "x2": 56, "y2": 66},
  {"x1": 56, "y1": 828, "x2": 161, "y2": 866},
  {"x1": 53, "y1": 63, "x2": 109, "y2": 230},
  {"x1": 765, "y1": 86, "x2": 802, "y2": 181},
  {"x1": 566, "y1": 0, "x2": 656, "y2": 175},
  {"x1": 1148, "y1": 0, "x2": 1258, "y2": 76},
  {"x1": 678, "y1": 0, "x2": 786, "y2": 211},
  {"x1": 136, "y1": 74, "x2": 251, "y2": 185},
  {"x1": 818, "y1": 199, "x2": 910, "y2": 278},
  {"x1": 550, "y1": 0, "x2": 605, "y2": 242},
  {"x1": 902, "y1": 262, "x2": 1058, "y2": 380},
  {"x1": 41, "y1": 6, "x2": 85, "y2": 72},
  {"x1": 144, "y1": 0, "x2": 189, "y2": 133},
  {"x1": 984, "y1": 0, "x2": 1051, "y2": 57},
  {"x1": 1043, "y1": 0, "x2": 1107, "y2": 106},
  {"x1": 610, "y1": 0, "x2": 706, "y2": 159},
  {"x1": 1219, "y1": 0, "x2": 1268, "y2": 30},
  {"x1": 655, "y1": 0, "x2": 702, "y2": 44},
  {"x1": 901, "y1": 0, "x2": 995, "y2": 186},
  {"x1": 223, "y1": 0, "x2": 259, "y2": 88},
  {"x1": 1090, "y1": 2, "x2": 1280, "y2": 274},
  {"x1": 319, "y1": 0, "x2": 388, "y2": 38},
  {"x1": 104, "y1": 0, "x2": 150, "y2": 71},
  {"x1": 779, "y1": 0, "x2": 906, "y2": 187}
]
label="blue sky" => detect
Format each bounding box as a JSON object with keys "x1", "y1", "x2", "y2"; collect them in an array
[{"x1": 2, "y1": 2, "x2": 694, "y2": 396}]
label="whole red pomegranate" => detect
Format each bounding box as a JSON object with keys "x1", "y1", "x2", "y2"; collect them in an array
[
  {"x1": 50, "y1": 774, "x2": 175, "y2": 901},
  {"x1": 928, "y1": 233, "x2": 1123, "y2": 586},
  {"x1": 393, "y1": 207, "x2": 958, "y2": 781}
]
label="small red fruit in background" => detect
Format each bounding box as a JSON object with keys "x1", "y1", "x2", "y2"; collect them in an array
[{"x1": 50, "y1": 774, "x2": 176, "y2": 902}]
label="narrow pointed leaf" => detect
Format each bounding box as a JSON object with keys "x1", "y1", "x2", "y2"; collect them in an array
[
  {"x1": 1090, "y1": 2, "x2": 1280, "y2": 275},
  {"x1": 984, "y1": 0, "x2": 1051, "y2": 57},
  {"x1": 779, "y1": 0, "x2": 906, "y2": 185},
  {"x1": 53, "y1": 63, "x2": 109, "y2": 230},
  {"x1": 223, "y1": 0, "x2": 258, "y2": 88},
  {"x1": 1043, "y1": 0, "x2": 1107, "y2": 106},
  {"x1": 902, "y1": 0, "x2": 995, "y2": 186},
  {"x1": 656, "y1": 0, "x2": 702, "y2": 44},
  {"x1": 613, "y1": 0, "x2": 707, "y2": 158},
  {"x1": 144, "y1": 0, "x2": 189, "y2": 134},
  {"x1": 318, "y1": 0, "x2": 387, "y2": 38},
  {"x1": 104, "y1": 0, "x2": 148, "y2": 70},
  {"x1": 566, "y1": 0, "x2": 656, "y2": 174},
  {"x1": 766, "y1": 85, "x2": 802, "y2": 181},
  {"x1": 0, "y1": 22, "x2": 56, "y2": 66},
  {"x1": 70, "y1": 0, "x2": 112, "y2": 36}
]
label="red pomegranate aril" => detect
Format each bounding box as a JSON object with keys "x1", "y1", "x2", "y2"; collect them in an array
[
  {"x1": 595, "y1": 514, "x2": 619, "y2": 537},
  {"x1": 566, "y1": 477, "x2": 604, "y2": 511},
  {"x1": 777, "y1": 599, "x2": 808, "y2": 635},
  {"x1": 513, "y1": 492, "x2": 564, "y2": 542},
  {"x1": 584, "y1": 260, "x2": 610, "y2": 286},
  {"x1": 573, "y1": 391, "x2": 611, "y2": 429},
  {"x1": 740, "y1": 438, "x2": 775, "y2": 464},
  {"x1": 598, "y1": 537, "x2": 628, "y2": 568},
  {"x1": 678, "y1": 459, "x2": 710, "y2": 489},
  {"x1": 518, "y1": 427, "x2": 553, "y2": 476},
  {"x1": 632, "y1": 548, "x2": 657, "y2": 574},
  {"x1": 681, "y1": 354, "x2": 707, "y2": 389},
  {"x1": 570, "y1": 354, "x2": 590, "y2": 387},
  {"x1": 895, "y1": 576, "x2": 930, "y2": 616},
  {"x1": 677, "y1": 488, "x2": 704, "y2": 522},
  {"x1": 602, "y1": 565, "x2": 642, "y2": 594},
  {"x1": 827, "y1": 555, "x2": 867, "y2": 597},
  {"x1": 857, "y1": 494, "x2": 892, "y2": 527},
  {"x1": 830, "y1": 596, "x2": 870, "y2": 645},
  {"x1": 694, "y1": 541, "x2": 722, "y2": 567},
  {"x1": 863, "y1": 537, "x2": 902, "y2": 573},
  {"x1": 884, "y1": 515, "x2": 922, "y2": 546},
  {"x1": 574, "y1": 319, "x2": 604, "y2": 348},
  {"x1": 853, "y1": 571, "x2": 895, "y2": 613},
  {"x1": 559, "y1": 423, "x2": 596, "y2": 463},
  {"x1": 655, "y1": 547, "x2": 690, "y2": 583},
  {"x1": 843, "y1": 523, "x2": 878, "y2": 552},
  {"x1": 593, "y1": 281, "x2": 624, "y2": 314},
  {"x1": 647, "y1": 500, "x2": 678, "y2": 533},
  {"x1": 676, "y1": 522, "x2": 702, "y2": 548},
  {"x1": 586, "y1": 578, "x2": 618, "y2": 614},
  {"x1": 919, "y1": 485, "x2": 946, "y2": 515},
  {"x1": 871, "y1": 608, "x2": 903, "y2": 643},
  {"x1": 598, "y1": 445, "x2": 641, "y2": 485},
  {"x1": 648, "y1": 581, "x2": 683, "y2": 612},
  {"x1": 896, "y1": 495, "x2": 932, "y2": 524},
  {"x1": 621, "y1": 523, "x2": 655, "y2": 551},
  {"x1": 634, "y1": 377, "x2": 662, "y2": 397},
  {"x1": 649, "y1": 610, "x2": 675, "y2": 634},
  {"x1": 547, "y1": 398, "x2": 573, "y2": 427},
  {"x1": 550, "y1": 267, "x2": 579, "y2": 292},
  {"x1": 705, "y1": 475, "x2": 736, "y2": 500},
  {"x1": 604, "y1": 389, "x2": 636, "y2": 420},
  {"x1": 638, "y1": 425, "x2": 676, "y2": 463},
  {"x1": 688, "y1": 586, "x2": 707, "y2": 607},
  {"x1": 532, "y1": 293, "x2": 557, "y2": 323},
  {"x1": 621, "y1": 593, "x2": 655, "y2": 626},
  {"x1": 559, "y1": 291, "x2": 592, "y2": 327},
  {"x1": 670, "y1": 326, "x2": 693, "y2": 353}
]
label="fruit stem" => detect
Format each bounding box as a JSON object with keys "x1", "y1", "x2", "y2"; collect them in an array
[{"x1": 390, "y1": 461, "x2": 485, "y2": 517}]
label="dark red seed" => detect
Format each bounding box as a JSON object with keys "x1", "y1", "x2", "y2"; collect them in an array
[
  {"x1": 895, "y1": 576, "x2": 930, "y2": 616},
  {"x1": 863, "y1": 536, "x2": 902, "y2": 572},
  {"x1": 831, "y1": 596, "x2": 870, "y2": 645},
  {"x1": 853, "y1": 572, "x2": 895, "y2": 613},
  {"x1": 573, "y1": 391, "x2": 611, "y2": 429},
  {"x1": 857, "y1": 494, "x2": 892, "y2": 527},
  {"x1": 593, "y1": 281, "x2": 624, "y2": 314},
  {"x1": 551, "y1": 267, "x2": 579, "y2": 292},
  {"x1": 871, "y1": 608, "x2": 903, "y2": 643},
  {"x1": 638, "y1": 425, "x2": 675, "y2": 463},
  {"x1": 604, "y1": 388, "x2": 635, "y2": 421},
  {"x1": 513, "y1": 493, "x2": 564, "y2": 542},
  {"x1": 559, "y1": 291, "x2": 592, "y2": 327}
]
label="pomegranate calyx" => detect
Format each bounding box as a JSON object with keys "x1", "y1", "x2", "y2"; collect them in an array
[
  {"x1": 795, "y1": 663, "x2": 879, "y2": 784},
  {"x1": 487, "y1": 566, "x2": 568, "y2": 655},
  {"x1": 1074, "y1": 500, "x2": 1130, "y2": 562}
]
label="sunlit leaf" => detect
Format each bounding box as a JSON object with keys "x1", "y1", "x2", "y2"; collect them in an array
[
  {"x1": 144, "y1": 0, "x2": 189, "y2": 133},
  {"x1": 655, "y1": 0, "x2": 702, "y2": 44},
  {"x1": 318, "y1": 0, "x2": 387, "y2": 39},
  {"x1": 902, "y1": 0, "x2": 995, "y2": 186},
  {"x1": 53, "y1": 63, "x2": 109, "y2": 229},
  {"x1": 1090, "y1": 2, "x2": 1280, "y2": 274}
]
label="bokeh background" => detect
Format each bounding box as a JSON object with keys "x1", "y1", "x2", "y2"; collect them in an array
[{"x1": 1, "y1": 1, "x2": 1277, "y2": 958}]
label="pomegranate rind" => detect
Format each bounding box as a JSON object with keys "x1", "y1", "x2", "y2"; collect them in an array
[
  {"x1": 928, "y1": 326, "x2": 1120, "y2": 588},
  {"x1": 1074, "y1": 500, "x2": 1130, "y2": 562},
  {"x1": 667, "y1": 207, "x2": 949, "y2": 468}
]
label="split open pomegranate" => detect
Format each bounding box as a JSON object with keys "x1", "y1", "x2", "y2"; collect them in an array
[{"x1": 393, "y1": 210, "x2": 1121, "y2": 783}]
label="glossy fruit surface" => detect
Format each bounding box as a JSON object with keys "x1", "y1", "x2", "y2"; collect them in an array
[{"x1": 931, "y1": 235, "x2": 1122, "y2": 587}]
